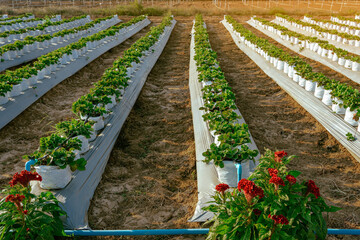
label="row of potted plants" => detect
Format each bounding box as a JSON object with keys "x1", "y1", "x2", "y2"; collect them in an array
[
  {"x1": 0, "y1": 15, "x2": 57, "y2": 31},
  {"x1": 251, "y1": 17, "x2": 360, "y2": 70},
  {"x1": 205, "y1": 150, "x2": 340, "y2": 240},
  {"x1": 193, "y1": 14, "x2": 259, "y2": 187},
  {"x1": 23, "y1": 15, "x2": 173, "y2": 190},
  {"x1": 0, "y1": 15, "x2": 115, "y2": 60},
  {"x1": 275, "y1": 14, "x2": 360, "y2": 43},
  {"x1": 333, "y1": 15, "x2": 360, "y2": 26},
  {"x1": 225, "y1": 15, "x2": 360, "y2": 129},
  {"x1": 0, "y1": 14, "x2": 123, "y2": 105},
  {"x1": 0, "y1": 15, "x2": 89, "y2": 44},
  {"x1": 304, "y1": 15, "x2": 360, "y2": 36},
  {"x1": 0, "y1": 13, "x2": 33, "y2": 23}
]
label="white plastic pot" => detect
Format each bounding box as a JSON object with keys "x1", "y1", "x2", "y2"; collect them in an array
[
  {"x1": 0, "y1": 93, "x2": 9, "y2": 105},
  {"x1": 331, "y1": 98, "x2": 346, "y2": 114},
  {"x1": 88, "y1": 116, "x2": 105, "y2": 131},
  {"x1": 35, "y1": 165, "x2": 72, "y2": 190},
  {"x1": 305, "y1": 80, "x2": 316, "y2": 92},
  {"x1": 293, "y1": 73, "x2": 299, "y2": 82},
  {"x1": 332, "y1": 53, "x2": 339, "y2": 62},
  {"x1": 344, "y1": 59, "x2": 352, "y2": 69},
  {"x1": 88, "y1": 129, "x2": 97, "y2": 142},
  {"x1": 73, "y1": 135, "x2": 90, "y2": 154},
  {"x1": 314, "y1": 83, "x2": 324, "y2": 99},
  {"x1": 344, "y1": 107, "x2": 358, "y2": 126},
  {"x1": 9, "y1": 84, "x2": 22, "y2": 97},
  {"x1": 276, "y1": 60, "x2": 284, "y2": 70},
  {"x1": 322, "y1": 90, "x2": 333, "y2": 106},
  {"x1": 352, "y1": 61, "x2": 360, "y2": 71},
  {"x1": 338, "y1": 57, "x2": 345, "y2": 66},
  {"x1": 215, "y1": 161, "x2": 237, "y2": 188},
  {"x1": 298, "y1": 77, "x2": 306, "y2": 87}
]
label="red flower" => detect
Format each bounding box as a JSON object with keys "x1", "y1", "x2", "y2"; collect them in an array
[
  {"x1": 306, "y1": 180, "x2": 320, "y2": 198},
  {"x1": 26, "y1": 228, "x2": 30, "y2": 232},
  {"x1": 23, "y1": 210, "x2": 28, "y2": 215},
  {"x1": 5, "y1": 194, "x2": 25, "y2": 211},
  {"x1": 215, "y1": 183, "x2": 230, "y2": 194},
  {"x1": 274, "y1": 150, "x2": 287, "y2": 162},
  {"x1": 268, "y1": 214, "x2": 289, "y2": 225},
  {"x1": 270, "y1": 176, "x2": 285, "y2": 186},
  {"x1": 286, "y1": 175, "x2": 296, "y2": 185},
  {"x1": 9, "y1": 170, "x2": 42, "y2": 187},
  {"x1": 253, "y1": 209, "x2": 261, "y2": 216},
  {"x1": 268, "y1": 168, "x2": 278, "y2": 177},
  {"x1": 238, "y1": 179, "x2": 264, "y2": 204}
]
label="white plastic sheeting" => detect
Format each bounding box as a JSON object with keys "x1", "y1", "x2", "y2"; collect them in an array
[
  {"x1": 0, "y1": 18, "x2": 150, "y2": 131},
  {"x1": 31, "y1": 20, "x2": 177, "y2": 229},
  {"x1": 0, "y1": 17, "x2": 121, "y2": 72},
  {"x1": 222, "y1": 18, "x2": 360, "y2": 164},
  {"x1": 188, "y1": 22, "x2": 260, "y2": 223},
  {"x1": 247, "y1": 20, "x2": 360, "y2": 85}
]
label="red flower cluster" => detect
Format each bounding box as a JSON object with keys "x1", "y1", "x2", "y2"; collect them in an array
[
  {"x1": 270, "y1": 175, "x2": 285, "y2": 187},
  {"x1": 268, "y1": 168, "x2": 278, "y2": 177},
  {"x1": 23, "y1": 210, "x2": 28, "y2": 215},
  {"x1": 268, "y1": 214, "x2": 289, "y2": 225},
  {"x1": 238, "y1": 179, "x2": 264, "y2": 204},
  {"x1": 215, "y1": 183, "x2": 230, "y2": 194},
  {"x1": 253, "y1": 209, "x2": 261, "y2": 216},
  {"x1": 306, "y1": 180, "x2": 320, "y2": 198},
  {"x1": 9, "y1": 170, "x2": 42, "y2": 187},
  {"x1": 5, "y1": 194, "x2": 25, "y2": 211},
  {"x1": 274, "y1": 151, "x2": 287, "y2": 162},
  {"x1": 286, "y1": 175, "x2": 296, "y2": 185}
]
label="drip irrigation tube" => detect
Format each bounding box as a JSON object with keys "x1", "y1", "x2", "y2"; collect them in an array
[{"x1": 63, "y1": 228, "x2": 360, "y2": 236}]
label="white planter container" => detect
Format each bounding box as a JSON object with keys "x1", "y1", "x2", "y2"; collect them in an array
[
  {"x1": 215, "y1": 161, "x2": 237, "y2": 188},
  {"x1": 314, "y1": 83, "x2": 324, "y2": 99},
  {"x1": 344, "y1": 59, "x2": 352, "y2": 69},
  {"x1": 20, "y1": 79, "x2": 29, "y2": 91},
  {"x1": 331, "y1": 98, "x2": 346, "y2": 114},
  {"x1": 88, "y1": 116, "x2": 104, "y2": 131},
  {"x1": 283, "y1": 62, "x2": 289, "y2": 74},
  {"x1": 9, "y1": 84, "x2": 22, "y2": 97},
  {"x1": 298, "y1": 77, "x2": 306, "y2": 87},
  {"x1": 352, "y1": 61, "x2": 360, "y2": 71},
  {"x1": 293, "y1": 73, "x2": 299, "y2": 82},
  {"x1": 35, "y1": 165, "x2": 72, "y2": 190},
  {"x1": 37, "y1": 70, "x2": 45, "y2": 80},
  {"x1": 332, "y1": 53, "x2": 339, "y2": 62},
  {"x1": 322, "y1": 90, "x2": 333, "y2": 105},
  {"x1": 338, "y1": 57, "x2": 345, "y2": 66},
  {"x1": 276, "y1": 60, "x2": 284, "y2": 70},
  {"x1": 73, "y1": 135, "x2": 90, "y2": 154},
  {"x1": 305, "y1": 80, "x2": 316, "y2": 92},
  {"x1": 344, "y1": 107, "x2": 358, "y2": 126},
  {"x1": 0, "y1": 93, "x2": 9, "y2": 105}
]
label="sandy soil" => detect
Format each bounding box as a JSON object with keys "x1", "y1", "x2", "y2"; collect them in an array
[
  {"x1": 0, "y1": 17, "x2": 158, "y2": 187},
  {"x1": 86, "y1": 17, "x2": 202, "y2": 240},
  {"x1": 204, "y1": 16, "x2": 360, "y2": 240}
]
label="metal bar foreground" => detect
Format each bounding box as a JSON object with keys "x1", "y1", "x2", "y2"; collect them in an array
[{"x1": 64, "y1": 228, "x2": 360, "y2": 236}]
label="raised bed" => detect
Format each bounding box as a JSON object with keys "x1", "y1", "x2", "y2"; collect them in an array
[
  {"x1": 188, "y1": 19, "x2": 259, "y2": 222},
  {"x1": 248, "y1": 18, "x2": 360, "y2": 85},
  {"x1": 0, "y1": 16, "x2": 120, "y2": 72},
  {"x1": 30, "y1": 17, "x2": 176, "y2": 229},
  {"x1": 223, "y1": 16, "x2": 360, "y2": 164},
  {"x1": 0, "y1": 17, "x2": 149, "y2": 130}
]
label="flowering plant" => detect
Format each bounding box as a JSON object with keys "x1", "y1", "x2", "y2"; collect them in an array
[
  {"x1": 204, "y1": 149, "x2": 340, "y2": 240},
  {"x1": 0, "y1": 170, "x2": 66, "y2": 239}
]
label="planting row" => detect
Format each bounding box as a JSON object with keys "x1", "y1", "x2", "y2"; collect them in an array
[
  {"x1": 0, "y1": 15, "x2": 148, "y2": 130},
  {"x1": 225, "y1": 16, "x2": 360, "y2": 130},
  {"x1": 0, "y1": 15, "x2": 60, "y2": 32},
  {"x1": 0, "y1": 15, "x2": 89, "y2": 47},
  {"x1": 0, "y1": 13, "x2": 33, "y2": 23},
  {"x1": 23, "y1": 15, "x2": 175, "y2": 190},
  {"x1": 304, "y1": 15, "x2": 360, "y2": 37},
  {"x1": 275, "y1": 14, "x2": 360, "y2": 47},
  {"x1": 0, "y1": 15, "x2": 119, "y2": 72},
  {"x1": 192, "y1": 15, "x2": 258, "y2": 187},
  {"x1": 335, "y1": 15, "x2": 360, "y2": 26},
  {"x1": 251, "y1": 17, "x2": 360, "y2": 73}
]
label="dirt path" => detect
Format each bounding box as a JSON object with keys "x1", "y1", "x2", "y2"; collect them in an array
[
  {"x1": 205, "y1": 17, "x2": 360, "y2": 240},
  {"x1": 0, "y1": 19, "x2": 159, "y2": 187},
  {"x1": 232, "y1": 17, "x2": 360, "y2": 91},
  {"x1": 86, "y1": 18, "x2": 203, "y2": 240}
]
